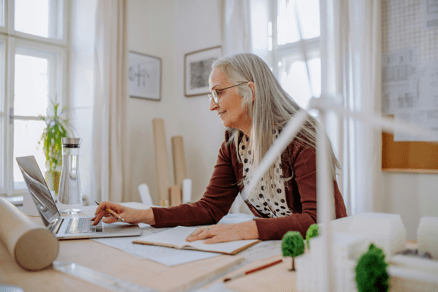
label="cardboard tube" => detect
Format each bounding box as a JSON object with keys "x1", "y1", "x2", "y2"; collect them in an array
[
  {"x1": 0, "y1": 197, "x2": 59, "y2": 271},
  {"x1": 153, "y1": 118, "x2": 172, "y2": 206},
  {"x1": 171, "y1": 136, "x2": 187, "y2": 188},
  {"x1": 170, "y1": 185, "x2": 182, "y2": 206}
]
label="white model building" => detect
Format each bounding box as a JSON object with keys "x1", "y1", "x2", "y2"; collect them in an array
[
  {"x1": 417, "y1": 217, "x2": 438, "y2": 259},
  {"x1": 347, "y1": 213, "x2": 407, "y2": 257},
  {"x1": 296, "y1": 233, "x2": 366, "y2": 292},
  {"x1": 295, "y1": 213, "x2": 438, "y2": 292}
]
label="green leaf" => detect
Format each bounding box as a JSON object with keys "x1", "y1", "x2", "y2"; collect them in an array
[
  {"x1": 38, "y1": 101, "x2": 70, "y2": 172},
  {"x1": 306, "y1": 224, "x2": 318, "y2": 249}
]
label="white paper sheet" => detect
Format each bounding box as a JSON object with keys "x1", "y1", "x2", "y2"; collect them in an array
[
  {"x1": 92, "y1": 213, "x2": 261, "y2": 266},
  {"x1": 93, "y1": 225, "x2": 219, "y2": 266},
  {"x1": 382, "y1": 48, "x2": 418, "y2": 115},
  {"x1": 422, "y1": 0, "x2": 438, "y2": 30},
  {"x1": 394, "y1": 61, "x2": 438, "y2": 141}
]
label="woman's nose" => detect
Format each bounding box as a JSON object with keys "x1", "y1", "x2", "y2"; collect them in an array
[{"x1": 209, "y1": 98, "x2": 218, "y2": 111}]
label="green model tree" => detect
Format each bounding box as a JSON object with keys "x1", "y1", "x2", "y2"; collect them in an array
[
  {"x1": 305, "y1": 224, "x2": 318, "y2": 249},
  {"x1": 282, "y1": 231, "x2": 305, "y2": 271},
  {"x1": 355, "y1": 243, "x2": 389, "y2": 292}
]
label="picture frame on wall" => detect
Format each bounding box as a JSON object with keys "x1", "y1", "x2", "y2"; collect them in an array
[
  {"x1": 184, "y1": 46, "x2": 222, "y2": 97},
  {"x1": 128, "y1": 51, "x2": 162, "y2": 101}
]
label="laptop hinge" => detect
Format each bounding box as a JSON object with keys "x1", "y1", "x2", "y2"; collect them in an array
[{"x1": 49, "y1": 218, "x2": 64, "y2": 234}]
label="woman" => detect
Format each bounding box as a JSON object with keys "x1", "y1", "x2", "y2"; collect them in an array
[{"x1": 92, "y1": 53, "x2": 347, "y2": 243}]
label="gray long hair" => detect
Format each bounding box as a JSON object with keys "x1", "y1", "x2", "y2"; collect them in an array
[{"x1": 211, "y1": 53, "x2": 340, "y2": 191}]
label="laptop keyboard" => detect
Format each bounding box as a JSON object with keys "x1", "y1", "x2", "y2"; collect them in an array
[{"x1": 65, "y1": 217, "x2": 103, "y2": 234}]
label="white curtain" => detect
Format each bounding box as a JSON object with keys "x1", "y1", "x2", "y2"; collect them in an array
[
  {"x1": 320, "y1": 0, "x2": 382, "y2": 215},
  {"x1": 91, "y1": 0, "x2": 126, "y2": 203},
  {"x1": 221, "y1": 0, "x2": 252, "y2": 214},
  {"x1": 220, "y1": 0, "x2": 252, "y2": 56}
]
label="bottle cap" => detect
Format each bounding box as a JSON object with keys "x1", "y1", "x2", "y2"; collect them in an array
[{"x1": 62, "y1": 138, "x2": 82, "y2": 148}]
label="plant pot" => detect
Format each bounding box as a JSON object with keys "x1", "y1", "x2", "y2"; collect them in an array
[{"x1": 45, "y1": 171, "x2": 61, "y2": 195}]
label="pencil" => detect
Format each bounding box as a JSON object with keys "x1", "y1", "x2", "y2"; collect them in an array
[
  {"x1": 95, "y1": 201, "x2": 125, "y2": 222},
  {"x1": 223, "y1": 259, "x2": 283, "y2": 282}
]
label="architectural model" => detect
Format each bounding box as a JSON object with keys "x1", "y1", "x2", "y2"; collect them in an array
[{"x1": 295, "y1": 213, "x2": 438, "y2": 292}]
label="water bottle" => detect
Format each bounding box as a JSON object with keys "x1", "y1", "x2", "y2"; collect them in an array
[{"x1": 58, "y1": 138, "x2": 83, "y2": 214}]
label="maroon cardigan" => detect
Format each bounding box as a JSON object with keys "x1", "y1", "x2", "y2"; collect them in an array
[{"x1": 151, "y1": 132, "x2": 347, "y2": 240}]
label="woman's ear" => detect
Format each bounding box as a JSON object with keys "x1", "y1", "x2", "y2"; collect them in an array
[{"x1": 247, "y1": 82, "x2": 255, "y2": 102}]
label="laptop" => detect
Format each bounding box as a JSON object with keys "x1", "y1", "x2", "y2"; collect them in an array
[{"x1": 16, "y1": 155, "x2": 142, "y2": 239}]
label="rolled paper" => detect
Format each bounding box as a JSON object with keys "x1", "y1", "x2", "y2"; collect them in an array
[
  {"x1": 0, "y1": 197, "x2": 59, "y2": 271},
  {"x1": 171, "y1": 136, "x2": 187, "y2": 188},
  {"x1": 182, "y1": 178, "x2": 192, "y2": 204},
  {"x1": 170, "y1": 185, "x2": 182, "y2": 206},
  {"x1": 138, "y1": 183, "x2": 153, "y2": 206},
  {"x1": 153, "y1": 118, "x2": 172, "y2": 206}
]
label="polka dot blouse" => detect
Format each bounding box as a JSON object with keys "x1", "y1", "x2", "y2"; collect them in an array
[{"x1": 239, "y1": 128, "x2": 292, "y2": 218}]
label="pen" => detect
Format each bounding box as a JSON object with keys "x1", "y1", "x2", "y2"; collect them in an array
[
  {"x1": 95, "y1": 201, "x2": 125, "y2": 222},
  {"x1": 223, "y1": 259, "x2": 283, "y2": 282}
]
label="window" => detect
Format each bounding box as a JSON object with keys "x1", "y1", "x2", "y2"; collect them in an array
[
  {"x1": 274, "y1": 0, "x2": 321, "y2": 109},
  {"x1": 252, "y1": 0, "x2": 321, "y2": 110},
  {"x1": 0, "y1": 0, "x2": 67, "y2": 197}
]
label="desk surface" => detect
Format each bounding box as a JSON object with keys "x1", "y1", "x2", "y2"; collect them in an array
[{"x1": 0, "y1": 203, "x2": 295, "y2": 292}]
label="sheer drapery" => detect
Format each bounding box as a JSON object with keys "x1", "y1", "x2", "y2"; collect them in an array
[
  {"x1": 320, "y1": 0, "x2": 382, "y2": 215},
  {"x1": 221, "y1": 0, "x2": 252, "y2": 214},
  {"x1": 91, "y1": 0, "x2": 126, "y2": 203},
  {"x1": 220, "y1": 0, "x2": 252, "y2": 56}
]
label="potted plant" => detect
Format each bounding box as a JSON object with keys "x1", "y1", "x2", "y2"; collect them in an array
[{"x1": 39, "y1": 101, "x2": 70, "y2": 194}]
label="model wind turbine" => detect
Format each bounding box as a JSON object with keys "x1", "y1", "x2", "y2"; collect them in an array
[{"x1": 240, "y1": 1, "x2": 437, "y2": 291}]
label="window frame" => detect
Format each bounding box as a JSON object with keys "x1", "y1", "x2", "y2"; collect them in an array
[
  {"x1": 0, "y1": 0, "x2": 6, "y2": 33},
  {"x1": 7, "y1": 0, "x2": 68, "y2": 46},
  {"x1": 1, "y1": 0, "x2": 69, "y2": 197}
]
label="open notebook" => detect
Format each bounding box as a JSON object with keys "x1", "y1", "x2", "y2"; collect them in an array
[{"x1": 132, "y1": 226, "x2": 260, "y2": 255}]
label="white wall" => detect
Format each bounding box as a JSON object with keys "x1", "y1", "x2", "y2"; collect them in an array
[
  {"x1": 124, "y1": 0, "x2": 224, "y2": 204},
  {"x1": 382, "y1": 172, "x2": 438, "y2": 241}
]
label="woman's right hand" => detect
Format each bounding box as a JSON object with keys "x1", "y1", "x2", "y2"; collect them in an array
[{"x1": 91, "y1": 201, "x2": 155, "y2": 225}]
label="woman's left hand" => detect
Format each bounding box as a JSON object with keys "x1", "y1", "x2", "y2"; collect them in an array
[{"x1": 186, "y1": 221, "x2": 258, "y2": 244}]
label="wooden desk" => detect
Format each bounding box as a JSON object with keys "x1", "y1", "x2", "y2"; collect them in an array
[{"x1": 0, "y1": 203, "x2": 294, "y2": 292}]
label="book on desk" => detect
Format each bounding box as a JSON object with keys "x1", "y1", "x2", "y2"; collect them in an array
[{"x1": 133, "y1": 225, "x2": 260, "y2": 255}]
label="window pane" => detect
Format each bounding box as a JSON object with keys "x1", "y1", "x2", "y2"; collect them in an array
[
  {"x1": 277, "y1": 0, "x2": 320, "y2": 45},
  {"x1": 15, "y1": 0, "x2": 49, "y2": 37},
  {"x1": 296, "y1": 0, "x2": 320, "y2": 39},
  {"x1": 13, "y1": 120, "x2": 46, "y2": 189},
  {"x1": 279, "y1": 58, "x2": 321, "y2": 109},
  {"x1": 277, "y1": 0, "x2": 300, "y2": 45},
  {"x1": 14, "y1": 52, "x2": 50, "y2": 116},
  {"x1": 308, "y1": 58, "x2": 321, "y2": 97},
  {"x1": 14, "y1": 0, "x2": 63, "y2": 39},
  {"x1": 0, "y1": 0, "x2": 4, "y2": 27}
]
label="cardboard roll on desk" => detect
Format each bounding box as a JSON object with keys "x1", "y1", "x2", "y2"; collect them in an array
[{"x1": 0, "y1": 197, "x2": 59, "y2": 271}]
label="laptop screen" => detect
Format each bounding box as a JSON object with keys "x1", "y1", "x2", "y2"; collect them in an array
[{"x1": 16, "y1": 156, "x2": 60, "y2": 226}]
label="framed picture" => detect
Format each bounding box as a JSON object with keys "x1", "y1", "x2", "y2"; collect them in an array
[
  {"x1": 184, "y1": 46, "x2": 222, "y2": 97},
  {"x1": 128, "y1": 51, "x2": 162, "y2": 101}
]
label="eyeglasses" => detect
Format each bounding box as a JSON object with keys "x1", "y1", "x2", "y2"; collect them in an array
[{"x1": 208, "y1": 83, "x2": 247, "y2": 104}]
